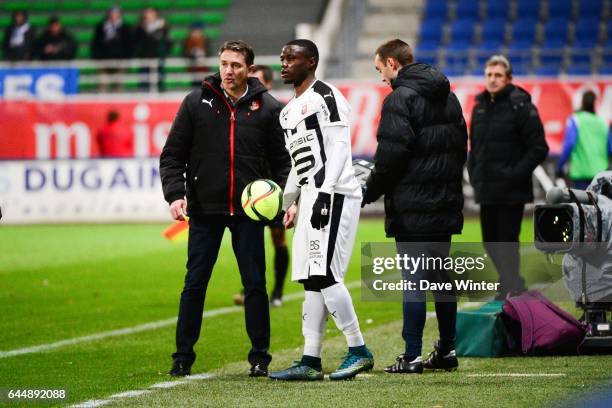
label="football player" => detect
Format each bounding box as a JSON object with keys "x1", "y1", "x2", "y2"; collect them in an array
[{"x1": 268, "y1": 39, "x2": 373, "y2": 381}]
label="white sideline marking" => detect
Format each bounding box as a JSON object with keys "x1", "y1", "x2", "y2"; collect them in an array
[
  {"x1": 72, "y1": 373, "x2": 214, "y2": 407},
  {"x1": 0, "y1": 283, "x2": 358, "y2": 359},
  {"x1": 467, "y1": 373, "x2": 567, "y2": 378}
]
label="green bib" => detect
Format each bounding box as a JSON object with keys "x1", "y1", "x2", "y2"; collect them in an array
[{"x1": 569, "y1": 111, "x2": 609, "y2": 180}]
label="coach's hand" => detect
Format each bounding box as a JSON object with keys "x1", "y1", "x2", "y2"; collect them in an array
[
  {"x1": 284, "y1": 203, "x2": 297, "y2": 229},
  {"x1": 170, "y1": 199, "x2": 187, "y2": 221},
  {"x1": 310, "y1": 192, "x2": 331, "y2": 230}
]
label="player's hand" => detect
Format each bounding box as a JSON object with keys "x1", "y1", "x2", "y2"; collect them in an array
[
  {"x1": 310, "y1": 192, "x2": 331, "y2": 230},
  {"x1": 170, "y1": 199, "x2": 187, "y2": 221},
  {"x1": 284, "y1": 203, "x2": 297, "y2": 229}
]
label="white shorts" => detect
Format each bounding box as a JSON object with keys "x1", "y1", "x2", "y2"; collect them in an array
[{"x1": 291, "y1": 188, "x2": 360, "y2": 282}]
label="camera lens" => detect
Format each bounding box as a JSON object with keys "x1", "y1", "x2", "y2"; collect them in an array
[{"x1": 535, "y1": 207, "x2": 573, "y2": 249}]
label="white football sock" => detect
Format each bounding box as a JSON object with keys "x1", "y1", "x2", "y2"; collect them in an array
[
  {"x1": 302, "y1": 290, "x2": 327, "y2": 358},
  {"x1": 320, "y1": 283, "x2": 365, "y2": 347}
]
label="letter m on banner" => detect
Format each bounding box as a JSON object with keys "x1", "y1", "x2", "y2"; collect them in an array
[{"x1": 34, "y1": 122, "x2": 91, "y2": 159}]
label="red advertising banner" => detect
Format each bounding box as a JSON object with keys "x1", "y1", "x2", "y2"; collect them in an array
[{"x1": 0, "y1": 78, "x2": 609, "y2": 159}]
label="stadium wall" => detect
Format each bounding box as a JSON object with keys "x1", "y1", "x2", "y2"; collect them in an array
[{"x1": 0, "y1": 77, "x2": 610, "y2": 223}]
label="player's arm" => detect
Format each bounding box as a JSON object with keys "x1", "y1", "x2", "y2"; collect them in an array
[
  {"x1": 513, "y1": 101, "x2": 549, "y2": 180},
  {"x1": 364, "y1": 90, "x2": 416, "y2": 205},
  {"x1": 283, "y1": 163, "x2": 301, "y2": 211},
  {"x1": 557, "y1": 116, "x2": 577, "y2": 177},
  {"x1": 160, "y1": 96, "x2": 193, "y2": 219}
]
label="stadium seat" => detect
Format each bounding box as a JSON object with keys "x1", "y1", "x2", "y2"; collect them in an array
[
  {"x1": 90, "y1": 0, "x2": 115, "y2": 11},
  {"x1": 568, "y1": 49, "x2": 594, "y2": 66},
  {"x1": 480, "y1": 19, "x2": 507, "y2": 45},
  {"x1": 515, "y1": 0, "x2": 543, "y2": 20},
  {"x1": 547, "y1": 0, "x2": 573, "y2": 20},
  {"x1": 599, "y1": 65, "x2": 612, "y2": 75},
  {"x1": 118, "y1": 0, "x2": 147, "y2": 11},
  {"x1": 60, "y1": 1, "x2": 90, "y2": 11},
  {"x1": 577, "y1": 0, "x2": 604, "y2": 19},
  {"x1": 424, "y1": 0, "x2": 448, "y2": 20},
  {"x1": 573, "y1": 19, "x2": 601, "y2": 48},
  {"x1": 566, "y1": 65, "x2": 591, "y2": 75},
  {"x1": 449, "y1": 19, "x2": 475, "y2": 50},
  {"x1": 542, "y1": 17, "x2": 570, "y2": 47},
  {"x1": 415, "y1": 50, "x2": 438, "y2": 67},
  {"x1": 444, "y1": 53, "x2": 469, "y2": 72},
  {"x1": 535, "y1": 66, "x2": 560, "y2": 76},
  {"x1": 509, "y1": 19, "x2": 537, "y2": 50},
  {"x1": 418, "y1": 18, "x2": 445, "y2": 50},
  {"x1": 455, "y1": 2, "x2": 480, "y2": 21},
  {"x1": 443, "y1": 65, "x2": 466, "y2": 77},
  {"x1": 2, "y1": 1, "x2": 28, "y2": 12},
  {"x1": 167, "y1": 12, "x2": 225, "y2": 25},
  {"x1": 539, "y1": 48, "x2": 564, "y2": 67},
  {"x1": 484, "y1": 0, "x2": 510, "y2": 20}
]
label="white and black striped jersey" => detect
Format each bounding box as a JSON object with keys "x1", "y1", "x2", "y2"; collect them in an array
[{"x1": 280, "y1": 80, "x2": 361, "y2": 208}]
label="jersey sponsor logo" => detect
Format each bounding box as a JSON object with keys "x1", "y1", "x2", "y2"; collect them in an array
[{"x1": 288, "y1": 133, "x2": 314, "y2": 150}]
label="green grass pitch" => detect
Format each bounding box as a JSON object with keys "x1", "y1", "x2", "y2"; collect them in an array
[{"x1": 0, "y1": 218, "x2": 611, "y2": 407}]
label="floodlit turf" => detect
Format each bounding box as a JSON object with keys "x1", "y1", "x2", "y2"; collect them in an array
[{"x1": 1, "y1": 218, "x2": 610, "y2": 407}]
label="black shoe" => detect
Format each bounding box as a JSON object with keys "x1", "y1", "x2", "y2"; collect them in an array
[
  {"x1": 249, "y1": 361, "x2": 269, "y2": 377},
  {"x1": 168, "y1": 361, "x2": 191, "y2": 377},
  {"x1": 422, "y1": 341, "x2": 458, "y2": 372},
  {"x1": 383, "y1": 354, "x2": 423, "y2": 374}
]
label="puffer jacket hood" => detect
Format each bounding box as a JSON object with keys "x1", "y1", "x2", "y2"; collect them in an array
[{"x1": 392, "y1": 62, "x2": 451, "y2": 102}]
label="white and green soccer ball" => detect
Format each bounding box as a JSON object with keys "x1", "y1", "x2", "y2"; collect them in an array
[{"x1": 241, "y1": 179, "x2": 283, "y2": 221}]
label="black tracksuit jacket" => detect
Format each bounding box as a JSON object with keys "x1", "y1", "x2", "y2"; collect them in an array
[
  {"x1": 160, "y1": 73, "x2": 291, "y2": 217},
  {"x1": 468, "y1": 84, "x2": 549, "y2": 204},
  {"x1": 364, "y1": 63, "x2": 468, "y2": 237}
]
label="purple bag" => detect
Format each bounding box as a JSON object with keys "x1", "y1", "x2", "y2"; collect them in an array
[{"x1": 501, "y1": 291, "x2": 586, "y2": 355}]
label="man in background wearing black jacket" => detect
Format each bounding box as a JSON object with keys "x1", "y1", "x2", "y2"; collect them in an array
[
  {"x1": 363, "y1": 39, "x2": 467, "y2": 374},
  {"x1": 468, "y1": 55, "x2": 548, "y2": 300},
  {"x1": 160, "y1": 40, "x2": 290, "y2": 378}
]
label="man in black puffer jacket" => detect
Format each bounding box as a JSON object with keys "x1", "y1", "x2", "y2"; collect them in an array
[
  {"x1": 160, "y1": 40, "x2": 290, "y2": 378},
  {"x1": 468, "y1": 55, "x2": 548, "y2": 300},
  {"x1": 363, "y1": 39, "x2": 467, "y2": 374}
]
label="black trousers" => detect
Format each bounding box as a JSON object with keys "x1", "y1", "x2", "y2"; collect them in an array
[
  {"x1": 395, "y1": 235, "x2": 456, "y2": 358},
  {"x1": 480, "y1": 204, "x2": 527, "y2": 295},
  {"x1": 172, "y1": 215, "x2": 271, "y2": 366}
]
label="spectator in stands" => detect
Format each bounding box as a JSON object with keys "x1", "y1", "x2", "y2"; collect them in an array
[
  {"x1": 133, "y1": 8, "x2": 171, "y2": 91},
  {"x1": 33, "y1": 16, "x2": 77, "y2": 61},
  {"x1": 91, "y1": 6, "x2": 133, "y2": 91},
  {"x1": 133, "y1": 8, "x2": 170, "y2": 59},
  {"x1": 182, "y1": 22, "x2": 208, "y2": 60},
  {"x1": 91, "y1": 6, "x2": 132, "y2": 60},
  {"x1": 2, "y1": 10, "x2": 35, "y2": 61},
  {"x1": 557, "y1": 90, "x2": 612, "y2": 190},
  {"x1": 183, "y1": 22, "x2": 208, "y2": 87},
  {"x1": 96, "y1": 110, "x2": 133, "y2": 158},
  {"x1": 468, "y1": 55, "x2": 548, "y2": 300}
]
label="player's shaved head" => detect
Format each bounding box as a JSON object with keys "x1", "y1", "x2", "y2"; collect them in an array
[{"x1": 284, "y1": 39, "x2": 319, "y2": 69}]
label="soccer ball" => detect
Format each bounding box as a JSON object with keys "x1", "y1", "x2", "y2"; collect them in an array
[{"x1": 241, "y1": 179, "x2": 283, "y2": 221}]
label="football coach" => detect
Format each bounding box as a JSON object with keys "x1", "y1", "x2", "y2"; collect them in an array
[
  {"x1": 468, "y1": 55, "x2": 548, "y2": 300},
  {"x1": 362, "y1": 39, "x2": 467, "y2": 373},
  {"x1": 160, "y1": 40, "x2": 290, "y2": 377}
]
